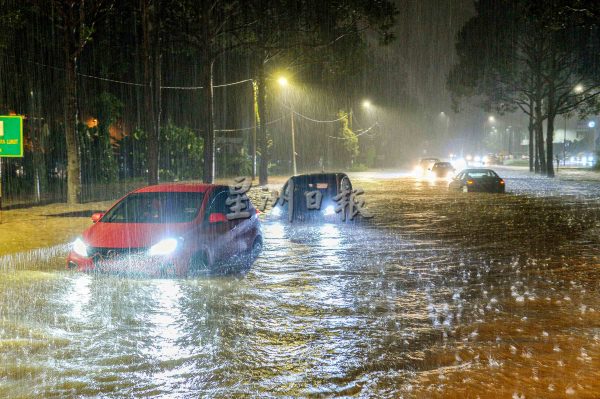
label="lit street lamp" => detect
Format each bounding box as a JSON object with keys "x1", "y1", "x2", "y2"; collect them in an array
[{"x1": 481, "y1": 115, "x2": 496, "y2": 154}]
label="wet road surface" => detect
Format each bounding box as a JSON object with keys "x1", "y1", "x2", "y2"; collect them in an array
[{"x1": 1, "y1": 168, "x2": 600, "y2": 398}]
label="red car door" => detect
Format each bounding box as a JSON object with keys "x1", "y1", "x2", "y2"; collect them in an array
[{"x1": 200, "y1": 187, "x2": 233, "y2": 263}]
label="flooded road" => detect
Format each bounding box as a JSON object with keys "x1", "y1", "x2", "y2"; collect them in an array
[{"x1": 1, "y1": 168, "x2": 600, "y2": 398}]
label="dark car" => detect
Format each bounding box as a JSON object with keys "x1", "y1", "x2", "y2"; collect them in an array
[
  {"x1": 484, "y1": 154, "x2": 502, "y2": 165},
  {"x1": 271, "y1": 173, "x2": 353, "y2": 222},
  {"x1": 419, "y1": 157, "x2": 441, "y2": 170},
  {"x1": 66, "y1": 183, "x2": 262, "y2": 276},
  {"x1": 430, "y1": 162, "x2": 455, "y2": 178},
  {"x1": 449, "y1": 168, "x2": 505, "y2": 193},
  {"x1": 414, "y1": 157, "x2": 441, "y2": 176}
]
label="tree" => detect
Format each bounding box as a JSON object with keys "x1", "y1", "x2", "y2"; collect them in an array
[
  {"x1": 336, "y1": 110, "x2": 359, "y2": 167},
  {"x1": 243, "y1": 0, "x2": 397, "y2": 184},
  {"x1": 538, "y1": 0, "x2": 600, "y2": 176},
  {"x1": 140, "y1": 0, "x2": 162, "y2": 185},
  {"x1": 44, "y1": 0, "x2": 115, "y2": 203},
  {"x1": 448, "y1": 0, "x2": 547, "y2": 172},
  {"x1": 165, "y1": 0, "x2": 249, "y2": 184},
  {"x1": 448, "y1": 0, "x2": 600, "y2": 177}
]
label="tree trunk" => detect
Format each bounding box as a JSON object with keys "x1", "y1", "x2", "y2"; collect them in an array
[
  {"x1": 528, "y1": 112, "x2": 534, "y2": 172},
  {"x1": 527, "y1": 97, "x2": 534, "y2": 172},
  {"x1": 533, "y1": 117, "x2": 540, "y2": 173},
  {"x1": 256, "y1": 60, "x2": 269, "y2": 185},
  {"x1": 534, "y1": 97, "x2": 546, "y2": 174},
  {"x1": 251, "y1": 81, "x2": 258, "y2": 179},
  {"x1": 546, "y1": 75, "x2": 556, "y2": 178},
  {"x1": 546, "y1": 45, "x2": 557, "y2": 178},
  {"x1": 201, "y1": 58, "x2": 215, "y2": 183},
  {"x1": 64, "y1": 56, "x2": 81, "y2": 204},
  {"x1": 534, "y1": 121, "x2": 539, "y2": 172},
  {"x1": 536, "y1": 121, "x2": 546, "y2": 174},
  {"x1": 141, "y1": 0, "x2": 161, "y2": 185},
  {"x1": 546, "y1": 113, "x2": 556, "y2": 177}
]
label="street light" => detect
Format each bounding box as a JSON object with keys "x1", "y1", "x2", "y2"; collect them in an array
[
  {"x1": 574, "y1": 84, "x2": 584, "y2": 94},
  {"x1": 278, "y1": 76, "x2": 297, "y2": 175},
  {"x1": 481, "y1": 116, "x2": 496, "y2": 153},
  {"x1": 277, "y1": 76, "x2": 288, "y2": 87},
  {"x1": 362, "y1": 99, "x2": 372, "y2": 109}
]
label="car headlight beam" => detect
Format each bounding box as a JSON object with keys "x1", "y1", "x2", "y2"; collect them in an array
[
  {"x1": 73, "y1": 238, "x2": 88, "y2": 257},
  {"x1": 148, "y1": 238, "x2": 178, "y2": 256},
  {"x1": 323, "y1": 205, "x2": 336, "y2": 216}
]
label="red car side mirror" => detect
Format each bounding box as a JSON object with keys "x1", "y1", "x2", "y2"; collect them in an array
[
  {"x1": 209, "y1": 212, "x2": 228, "y2": 224},
  {"x1": 91, "y1": 212, "x2": 104, "y2": 223}
]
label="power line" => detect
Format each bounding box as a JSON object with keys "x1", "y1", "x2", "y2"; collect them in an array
[
  {"x1": 328, "y1": 122, "x2": 379, "y2": 140},
  {"x1": 4, "y1": 55, "x2": 253, "y2": 90},
  {"x1": 191, "y1": 117, "x2": 284, "y2": 133},
  {"x1": 77, "y1": 72, "x2": 145, "y2": 87},
  {"x1": 162, "y1": 78, "x2": 253, "y2": 90},
  {"x1": 215, "y1": 117, "x2": 284, "y2": 132},
  {"x1": 280, "y1": 102, "x2": 350, "y2": 123}
]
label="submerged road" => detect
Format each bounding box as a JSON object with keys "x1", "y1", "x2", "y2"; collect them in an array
[{"x1": 1, "y1": 167, "x2": 600, "y2": 398}]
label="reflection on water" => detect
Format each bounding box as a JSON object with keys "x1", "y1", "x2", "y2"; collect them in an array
[{"x1": 1, "y1": 171, "x2": 600, "y2": 397}]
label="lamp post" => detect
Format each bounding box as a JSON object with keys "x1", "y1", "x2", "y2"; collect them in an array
[
  {"x1": 563, "y1": 116, "x2": 567, "y2": 165},
  {"x1": 481, "y1": 115, "x2": 495, "y2": 154},
  {"x1": 278, "y1": 77, "x2": 297, "y2": 175}
]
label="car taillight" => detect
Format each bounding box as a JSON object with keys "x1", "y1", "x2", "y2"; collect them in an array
[
  {"x1": 467, "y1": 179, "x2": 474, "y2": 185},
  {"x1": 499, "y1": 179, "x2": 505, "y2": 185}
]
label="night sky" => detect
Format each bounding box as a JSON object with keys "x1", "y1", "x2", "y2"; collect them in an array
[{"x1": 380, "y1": 0, "x2": 474, "y2": 113}]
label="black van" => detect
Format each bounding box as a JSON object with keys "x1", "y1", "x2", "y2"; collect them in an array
[{"x1": 270, "y1": 173, "x2": 352, "y2": 222}]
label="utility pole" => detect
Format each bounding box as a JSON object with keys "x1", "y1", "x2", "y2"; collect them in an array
[
  {"x1": 290, "y1": 104, "x2": 297, "y2": 175},
  {"x1": 252, "y1": 80, "x2": 258, "y2": 180},
  {"x1": 563, "y1": 116, "x2": 567, "y2": 165},
  {"x1": 0, "y1": 157, "x2": 3, "y2": 224}
]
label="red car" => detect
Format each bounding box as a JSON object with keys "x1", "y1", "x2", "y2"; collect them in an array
[{"x1": 66, "y1": 183, "x2": 262, "y2": 276}]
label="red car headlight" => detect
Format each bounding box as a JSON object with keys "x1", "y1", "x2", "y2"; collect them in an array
[
  {"x1": 72, "y1": 238, "x2": 88, "y2": 257},
  {"x1": 148, "y1": 238, "x2": 179, "y2": 256}
]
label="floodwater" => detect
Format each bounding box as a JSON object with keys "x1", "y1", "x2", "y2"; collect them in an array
[{"x1": 1, "y1": 168, "x2": 600, "y2": 398}]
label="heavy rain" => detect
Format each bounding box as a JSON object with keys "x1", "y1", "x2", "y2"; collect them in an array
[{"x1": 1, "y1": 0, "x2": 600, "y2": 398}]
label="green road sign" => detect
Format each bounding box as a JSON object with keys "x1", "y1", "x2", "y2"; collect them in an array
[{"x1": 0, "y1": 115, "x2": 24, "y2": 157}]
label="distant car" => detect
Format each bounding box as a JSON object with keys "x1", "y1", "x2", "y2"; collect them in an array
[
  {"x1": 66, "y1": 183, "x2": 262, "y2": 276},
  {"x1": 414, "y1": 157, "x2": 441, "y2": 176},
  {"x1": 430, "y1": 162, "x2": 455, "y2": 178},
  {"x1": 449, "y1": 168, "x2": 505, "y2": 193},
  {"x1": 420, "y1": 157, "x2": 440, "y2": 168},
  {"x1": 483, "y1": 154, "x2": 502, "y2": 165},
  {"x1": 271, "y1": 173, "x2": 353, "y2": 222}
]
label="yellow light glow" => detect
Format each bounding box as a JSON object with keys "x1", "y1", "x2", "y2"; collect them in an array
[
  {"x1": 277, "y1": 77, "x2": 288, "y2": 87},
  {"x1": 86, "y1": 117, "x2": 98, "y2": 128}
]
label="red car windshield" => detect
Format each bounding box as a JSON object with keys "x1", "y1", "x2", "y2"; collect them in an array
[{"x1": 102, "y1": 192, "x2": 204, "y2": 223}]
